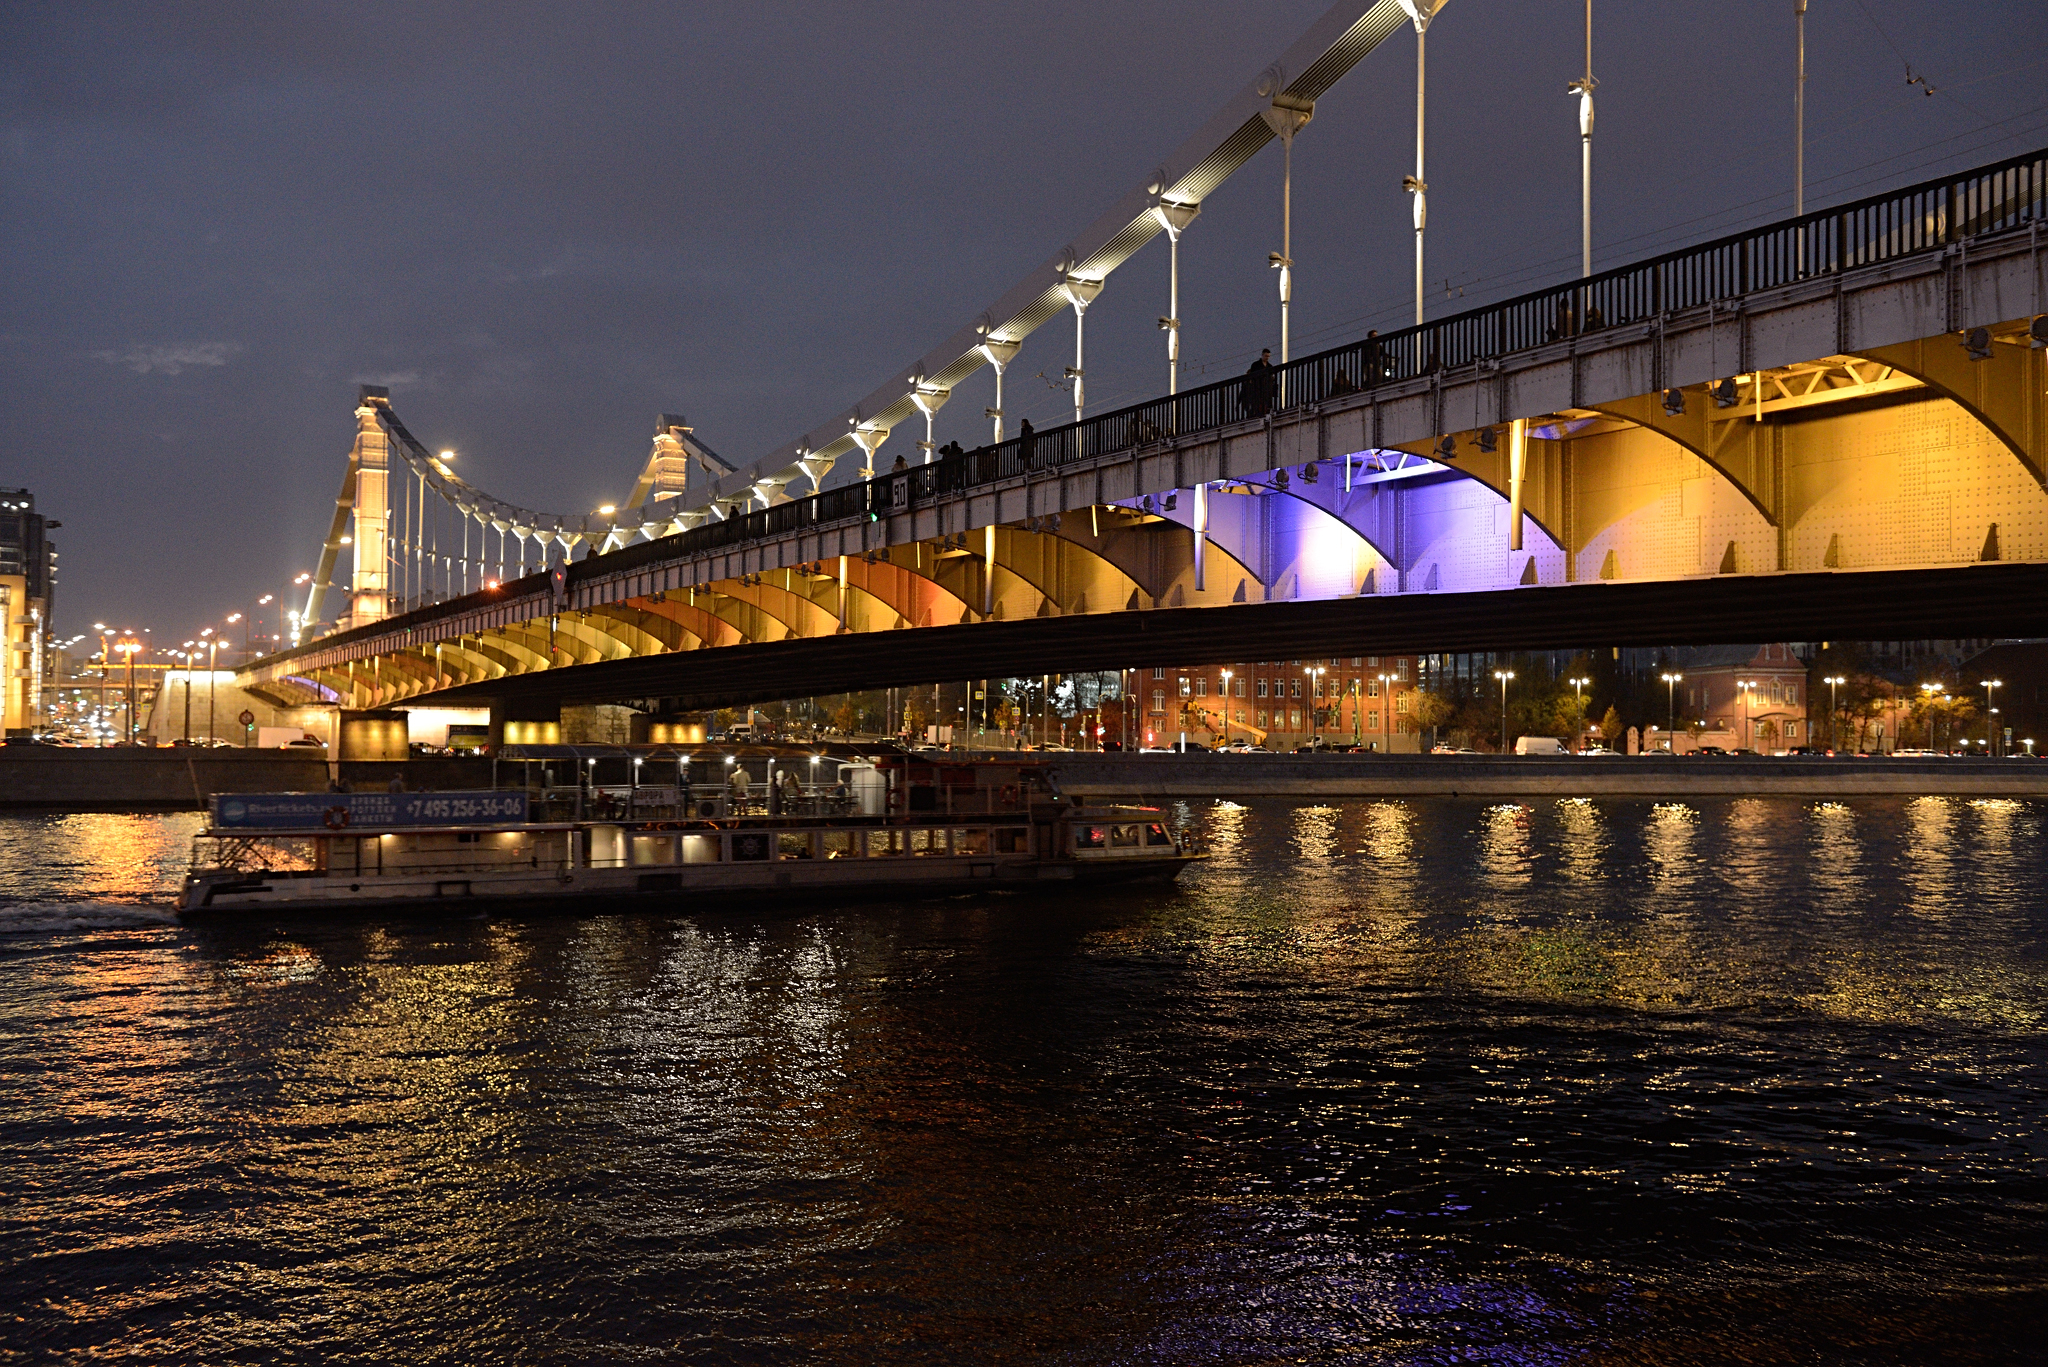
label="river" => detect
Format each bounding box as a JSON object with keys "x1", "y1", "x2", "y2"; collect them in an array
[{"x1": 2, "y1": 796, "x2": 2042, "y2": 1364}]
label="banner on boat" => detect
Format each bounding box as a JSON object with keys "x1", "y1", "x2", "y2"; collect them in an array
[{"x1": 211, "y1": 791, "x2": 529, "y2": 830}]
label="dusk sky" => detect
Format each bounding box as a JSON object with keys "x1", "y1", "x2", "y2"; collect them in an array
[{"x1": 4, "y1": 0, "x2": 2043, "y2": 644}]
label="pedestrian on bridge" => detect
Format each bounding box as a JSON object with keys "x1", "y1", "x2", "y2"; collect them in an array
[
  {"x1": 1018, "y1": 418, "x2": 1036, "y2": 469},
  {"x1": 1242, "y1": 349, "x2": 1275, "y2": 417}
]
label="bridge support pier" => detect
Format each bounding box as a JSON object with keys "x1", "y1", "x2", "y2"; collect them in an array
[
  {"x1": 488, "y1": 697, "x2": 561, "y2": 749},
  {"x1": 336, "y1": 710, "x2": 409, "y2": 763}
]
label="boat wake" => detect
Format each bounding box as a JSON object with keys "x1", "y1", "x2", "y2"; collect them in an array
[{"x1": 0, "y1": 900, "x2": 181, "y2": 936}]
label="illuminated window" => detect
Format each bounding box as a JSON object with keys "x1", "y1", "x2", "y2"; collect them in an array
[
  {"x1": 1256, "y1": 678, "x2": 1268, "y2": 698},
  {"x1": 1289, "y1": 708, "x2": 1302, "y2": 729},
  {"x1": 1178, "y1": 676, "x2": 1191, "y2": 697},
  {"x1": 1256, "y1": 709, "x2": 1268, "y2": 728},
  {"x1": 1370, "y1": 711, "x2": 1380, "y2": 729},
  {"x1": 1290, "y1": 679, "x2": 1302, "y2": 698}
]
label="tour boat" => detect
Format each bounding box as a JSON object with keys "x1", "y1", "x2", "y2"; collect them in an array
[{"x1": 178, "y1": 752, "x2": 1201, "y2": 917}]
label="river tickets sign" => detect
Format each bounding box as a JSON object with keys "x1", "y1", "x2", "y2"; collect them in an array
[{"x1": 211, "y1": 791, "x2": 529, "y2": 830}]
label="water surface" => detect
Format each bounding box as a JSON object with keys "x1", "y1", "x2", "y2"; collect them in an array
[{"x1": 2, "y1": 798, "x2": 2042, "y2": 1364}]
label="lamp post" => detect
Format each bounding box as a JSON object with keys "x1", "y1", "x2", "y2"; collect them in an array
[
  {"x1": 1493, "y1": 669, "x2": 1514, "y2": 752},
  {"x1": 1396, "y1": 1, "x2": 1448, "y2": 327},
  {"x1": 206, "y1": 630, "x2": 224, "y2": 742},
  {"x1": 1568, "y1": 675, "x2": 1591, "y2": 751},
  {"x1": 116, "y1": 637, "x2": 142, "y2": 743},
  {"x1": 1822, "y1": 675, "x2": 1846, "y2": 751},
  {"x1": 178, "y1": 644, "x2": 195, "y2": 743},
  {"x1": 1377, "y1": 672, "x2": 1396, "y2": 752},
  {"x1": 1794, "y1": 0, "x2": 1808, "y2": 218},
  {"x1": 1920, "y1": 682, "x2": 1947, "y2": 750},
  {"x1": 1568, "y1": 0, "x2": 1596, "y2": 280},
  {"x1": 1153, "y1": 201, "x2": 1200, "y2": 395},
  {"x1": 1737, "y1": 678, "x2": 1758, "y2": 751},
  {"x1": 1660, "y1": 672, "x2": 1682, "y2": 740},
  {"x1": 1982, "y1": 679, "x2": 2003, "y2": 756},
  {"x1": 1220, "y1": 670, "x2": 1233, "y2": 746},
  {"x1": 1304, "y1": 665, "x2": 1326, "y2": 745}
]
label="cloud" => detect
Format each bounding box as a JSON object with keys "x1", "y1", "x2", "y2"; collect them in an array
[
  {"x1": 351, "y1": 369, "x2": 422, "y2": 388},
  {"x1": 92, "y1": 342, "x2": 241, "y2": 375}
]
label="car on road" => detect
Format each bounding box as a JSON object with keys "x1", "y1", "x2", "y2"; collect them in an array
[
  {"x1": 1430, "y1": 744, "x2": 1480, "y2": 755},
  {"x1": 1577, "y1": 746, "x2": 1620, "y2": 757}
]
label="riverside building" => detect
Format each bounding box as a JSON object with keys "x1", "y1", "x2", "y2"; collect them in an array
[{"x1": 1, "y1": 487, "x2": 57, "y2": 735}]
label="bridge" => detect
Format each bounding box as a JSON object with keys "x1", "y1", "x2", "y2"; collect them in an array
[{"x1": 234, "y1": 2, "x2": 2048, "y2": 732}]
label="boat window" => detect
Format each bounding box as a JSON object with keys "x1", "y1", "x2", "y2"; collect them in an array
[
  {"x1": 680, "y1": 833, "x2": 719, "y2": 864},
  {"x1": 1146, "y1": 823, "x2": 1174, "y2": 846},
  {"x1": 1075, "y1": 826, "x2": 1108, "y2": 849},
  {"x1": 822, "y1": 830, "x2": 854, "y2": 860},
  {"x1": 995, "y1": 827, "x2": 1029, "y2": 854},
  {"x1": 908, "y1": 828, "x2": 937, "y2": 856},
  {"x1": 778, "y1": 832, "x2": 813, "y2": 860},
  {"x1": 866, "y1": 829, "x2": 903, "y2": 858},
  {"x1": 631, "y1": 835, "x2": 675, "y2": 867},
  {"x1": 730, "y1": 832, "x2": 773, "y2": 862},
  {"x1": 1110, "y1": 825, "x2": 1140, "y2": 847},
  {"x1": 954, "y1": 828, "x2": 988, "y2": 855}
]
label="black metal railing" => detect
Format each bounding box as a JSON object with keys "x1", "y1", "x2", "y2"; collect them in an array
[{"x1": 587, "y1": 145, "x2": 2044, "y2": 583}]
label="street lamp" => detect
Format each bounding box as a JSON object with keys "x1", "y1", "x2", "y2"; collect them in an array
[
  {"x1": 1737, "y1": 678, "x2": 1758, "y2": 751},
  {"x1": 1920, "y1": 682, "x2": 1947, "y2": 750},
  {"x1": 1304, "y1": 665, "x2": 1326, "y2": 745},
  {"x1": 1823, "y1": 674, "x2": 1847, "y2": 752},
  {"x1": 1493, "y1": 669, "x2": 1515, "y2": 752},
  {"x1": 1568, "y1": 675, "x2": 1591, "y2": 751},
  {"x1": 1981, "y1": 680, "x2": 2003, "y2": 756},
  {"x1": 1660, "y1": 672, "x2": 1682, "y2": 739},
  {"x1": 1220, "y1": 670, "x2": 1233, "y2": 746},
  {"x1": 1377, "y1": 672, "x2": 1396, "y2": 753},
  {"x1": 115, "y1": 637, "x2": 142, "y2": 744}
]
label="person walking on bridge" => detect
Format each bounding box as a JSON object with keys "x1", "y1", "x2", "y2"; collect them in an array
[
  {"x1": 1018, "y1": 417, "x2": 1036, "y2": 470},
  {"x1": 1242, "y1": 349, "x2": 1275, "y2": 418}
]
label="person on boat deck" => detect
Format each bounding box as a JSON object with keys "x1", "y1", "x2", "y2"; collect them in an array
[
  {"x1": 729, "y1": 764, "x2": 750, "y2": 810},
  {"x1": 780, "y1": 769, "x2": 802, "y2": 806}
]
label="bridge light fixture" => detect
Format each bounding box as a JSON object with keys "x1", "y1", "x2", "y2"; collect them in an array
[
  {"x1": 1713, "y1": 378, "x2": 1739, "y2": 407},
  {"x1": 1476, "y1": 427, "x2": 1497, "y2": 454},
  {"x1": 598, "y1": 505, "x2": 616, "y2": 516},
  {"x1": 1435, "y1": 434, "x2": 1457, "y2": 460},
  {"x1": 1963, "y1": 326, "x2": 1993, "y2": 360},
  {"x1": 1662, "y1": 388, "x2": 1686, "y2": 416},
  {"x1": 2031, "y1": 316, "x2": 2048, "y2": 348}
]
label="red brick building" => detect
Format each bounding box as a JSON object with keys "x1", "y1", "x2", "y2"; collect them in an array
[
  {"x1": 1666, "y1": 644, "x2": 1810, "y2": 751},
  {"x1": 1129, "y1": 656, "x2": 1423, "y2": 750}
]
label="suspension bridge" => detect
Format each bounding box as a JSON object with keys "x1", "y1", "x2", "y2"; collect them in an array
[{"x1": 233, "y1": 0, "x2": 2048, "y2": 737}]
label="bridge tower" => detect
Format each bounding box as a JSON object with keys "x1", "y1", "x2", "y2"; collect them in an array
[
  {"x1": 305, "y1": 384, "x2": 394, "y2": 633},
  {"x1": 345, "y1": 391, "x2": 393, "y2": 628}
]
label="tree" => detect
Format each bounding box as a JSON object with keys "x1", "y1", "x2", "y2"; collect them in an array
[
  {"x1": 1403, "y1": 690, "x2": 1456, "y2": 740},
  {"x1": 902, "y1": 693, "x2": 929, "y2": 738},
  {"x1": 1597, "y1": 705, "x2": 1622, "y2": 745}
]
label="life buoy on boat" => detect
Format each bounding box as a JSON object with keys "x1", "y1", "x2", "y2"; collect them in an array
[{"x1": 323, "y1": 806, "x2": 351, "y2": 830}]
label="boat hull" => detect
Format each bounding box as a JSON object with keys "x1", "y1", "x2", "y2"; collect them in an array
[{"x1": 179, "y1": 851, "x2": 1198, "y2": 920}]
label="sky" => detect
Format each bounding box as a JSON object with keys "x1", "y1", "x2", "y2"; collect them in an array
[{"x1": 4, "y1": 0, "x2": 2044, "y2": 646}]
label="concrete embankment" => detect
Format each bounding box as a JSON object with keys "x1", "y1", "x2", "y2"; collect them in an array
[
  {"x1": 0, "y1": 749, "x2": 493, "y2": 811},
  {"x1": 1045, "y1": 754, "x2": 2048, "y2": 801}
]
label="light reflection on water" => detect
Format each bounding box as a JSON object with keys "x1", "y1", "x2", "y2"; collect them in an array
[{"x1": 2, "y1": 796, "x2": 2044, "y2": 1364}]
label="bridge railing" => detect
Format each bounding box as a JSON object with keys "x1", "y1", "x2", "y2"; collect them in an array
[{"x1": 606, "y1": 145, "x2": 2045, "y2": 575}]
